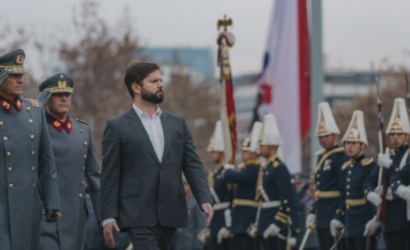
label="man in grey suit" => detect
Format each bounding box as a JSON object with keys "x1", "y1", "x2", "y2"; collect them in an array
[
  {"x1": 101, "y1": 62, "x2": 214, "y2": 250},
  {"x1": 36, "y1": 73, "x2": 101, "y2": 250},
  {"x1": 0, "y1": 49, "x2": 60, "y2": 250}
]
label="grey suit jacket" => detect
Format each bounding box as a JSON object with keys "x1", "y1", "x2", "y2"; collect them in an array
[{"x1": 100, "y1": 108, "x2": 212, "y2": 229}]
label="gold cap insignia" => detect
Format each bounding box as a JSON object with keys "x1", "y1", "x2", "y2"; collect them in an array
[
  {"x1": 58, "y1": 81, "x2": 67, "y2": 88},
  {"x1": 16, "y1": 55, "x2": 24, "y2": 64}
]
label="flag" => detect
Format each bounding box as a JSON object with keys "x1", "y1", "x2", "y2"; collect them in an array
[
  {"x1": 257, "y1": 0, "x2": 310, "y2": 173},
  {"x1": 217, "y1": 29, "x2": 238, "y2": 164}
]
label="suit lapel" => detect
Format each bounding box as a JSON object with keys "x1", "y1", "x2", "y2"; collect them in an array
[
  {"x1": 161, "y1": 112, "x2": 172, "y2": 163},
  {"x1": 126, "y1": 109, "x2": 160, "y2": 165}
]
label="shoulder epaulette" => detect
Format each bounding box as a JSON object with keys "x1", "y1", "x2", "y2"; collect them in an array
[
  {"x1": 315, "y1": 149, "x2": 326, "y2": 156},
  {"x1": 334, "y1": 147, "x2": 345, "y2": 153},
  {"x1": 406, "y1": 148, "x2": 410, "y2": 154},
  {"x1": 361, "y1": 158, "x2": 374, "y2": 167},
  {"x1": 245, "y1": 160, "x2": 261, "y2": 167},
  {"x1": 28, "y1": 99, "x2": 39, "y2": 108},
  {"x1": 341, "y1": 160, "x2": 352, "y2": 171},
  {"x1": 273, "y1": 160, "x2": 280, "y2": 168},
  {"x1": 75, "y1": 118, "x2": 90, "y2": 126}
]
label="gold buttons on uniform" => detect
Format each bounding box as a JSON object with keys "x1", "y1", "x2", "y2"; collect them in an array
[
  {"x1": 347, "y1": 192, "x2": 350, "y2": 196},
  {"x1": 7, "y1": 152, "x2": 11, "y2": 156},
  {"x1": 31, "y1": 167, "x2": 35, "y2": 171},
  {"x1": 347, "y1": 185, "x2": 350, "y2": 189},
  {"x1": 79, "y1": 194, "x2": 83, "y2": 198},
  {"x1": 398, "y1": 180, "x2": 401, "y2": 184},
  {"x1": 30, "y1": 135, "x2": 34, "y2": 140},
  {"x1": 84, "y1": 142, "x2": 87, "y2": 146},
  {"x1": 82, "y1": 167, "x2": 85, "y2": 171},
  {"x1": 347, "y1": 178, "x2": 351, "y2": 182},
  {"x1": 27, "y1": 107, "x2": 31, "y2": 111},
  {"x1": 80, "y1": 129, "x2": 84, "y2": 133},
  {"x1": 348, "y1": 171, "x2": 352, "y2": 175},
  {"x1": 29, "y1": 119, "x2": 33, "y2": 124},
  {"x1": 83, "y1": 155, "x2": 87, "y2": 159},
  {"x1": 8, "y1": 167, "x2": 12, "y2": 172},
  {"x1": 286, "y1": 207, "x2": 290, "y2": 212},
  {"x1": 284, "y1": 199, "x2": 288, "y2": 204},
  {"x1": 81, "y1": 181, "x2": 85, "y2": 185},
  {"x1": 0, "y1": 121, "x2": 4, "y2": 126},
  {"x1": 31, "y1": 151, "x2": 35, "y2": 156},
  {"x1": 316, "y1": 174, "x2": 320, "y2": 178},
  {"x1": 9, "y1": 184, "x2": 14, "y2": 188},
  {"x1": 316, "y1": 182, "x2": 320, "y2": 185},
  {"x1": 3, "y1": 136, "x2": 8, "y2": 141},
  {"x1": 31, "y1": 184, "x2": 35, "y2": 188}
]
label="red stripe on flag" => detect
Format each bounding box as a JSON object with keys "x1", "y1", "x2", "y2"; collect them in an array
[
  {"x1": 225, "y1": 77, "x2": 238, "y2": 162},
  {"x1": 298, "y1": 0, "x2": 311, "y2": 139}
]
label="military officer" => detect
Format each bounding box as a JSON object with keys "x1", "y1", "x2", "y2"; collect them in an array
[
  {"x1": 0, "y1": 49, "x2": 60, "y2": 250},
  {"x1": 222, "y1": 121, "x2": 263, "y2": 250},
  {"x1": 256, "y1": 113, "x2": 294, "y2": 250},
  {"x1": 339, "y1": 110, "x2": 377, "y2": 250},
  {"x1": 306, "y1": 102, "x2": 348, "y2": 250},
  {"x1": 36, "y1": 73, "x2": 101, "y2": 250},
  {"x1": 205, "y1": 121, "x2": 233, "y2": 250},
  {"x1": 364, "y1": 98, "x2": 410, "y2": 250}
]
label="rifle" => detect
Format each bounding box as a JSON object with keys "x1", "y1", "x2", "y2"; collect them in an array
[{"x1": 375, "y1": 75, "x2": 388, "y2": 221}]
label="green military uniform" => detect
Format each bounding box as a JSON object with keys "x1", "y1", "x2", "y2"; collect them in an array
[
  {"x1": 37, "y1": 74, "x2": 101, "y2": 250},
  {"x1": 0, "y1": 49, "x2": 60, "y2": 250}
]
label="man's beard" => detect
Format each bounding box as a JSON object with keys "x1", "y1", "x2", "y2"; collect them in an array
[{"x1": 141, "y1": 87, "x2": 164, "y2": 104}]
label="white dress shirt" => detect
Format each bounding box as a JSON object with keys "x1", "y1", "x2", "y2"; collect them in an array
[{"x1": 102, "y1": 104, "x2": 165, "y2": 227}]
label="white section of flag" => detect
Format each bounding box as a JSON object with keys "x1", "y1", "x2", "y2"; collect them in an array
[{"x1": 258, "y1": 0, "x2": 301, "y2": 173}]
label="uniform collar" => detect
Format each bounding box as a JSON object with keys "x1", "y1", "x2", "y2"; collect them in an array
[
  {"x1": 352, "y1": 154, "x2": 365, "y2": 163},
  {"x1": 0, "y1": 95, "x2": 23, "y2": 113},
  {"x1": 393, "y1": 144, "x2": 408, "y2": 153},
  {"x1": 46, "y1": 112, "x2": 72, "y2": 133}
]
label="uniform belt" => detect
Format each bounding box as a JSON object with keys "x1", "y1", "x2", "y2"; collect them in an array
[
  {"x1": 345, "y1": 198, "x2": 366, "y2": 208},
  {"x1": 262, "y1": 200, "x2": 281, "y2": 209},
  {"x1": 315, "y1": 190, "x2": 340, "y2": 199},
  {"x1": 232, "y1": 199, "x2": 259, "y2": 208},
  {"x1": 214, "y1": 202, "x2": 231, "y2": 211}
]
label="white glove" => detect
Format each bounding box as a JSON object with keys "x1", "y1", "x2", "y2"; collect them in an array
[
  {"x1": 363, "y1": 216, "x2": 380, "y2": 236},
  {"x1": 367, "y1": 191, "x2": 382, "y2": 206},
  {"x1": 396, "y1": 185, "x2": 410, "y2": 201},
  {"x1": 378, "y1": 149, "x2": 392, "y2": 169},
  {"x1": 223, "y1": 163, "x2": 235, "y2": 170},
  {"x1": 305, "y1": 213, "x2": 316, "y2": 228},
  {"x1": 287, "y1": 237, "x2": 297, "y2": 247},
  {"x1": 217, "y1": 227, "x2": 230, "y2": 244},
  {"x1": 263, "y1": 223, "x2": 281, "y2": 239},
  {"x1": 330, "y1": 219, "x2": 343, "y2": 237}
]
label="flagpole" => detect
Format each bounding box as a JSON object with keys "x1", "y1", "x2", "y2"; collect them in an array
[{"x1": 310, "y1": 0, "x2": 324, "y2": 172}]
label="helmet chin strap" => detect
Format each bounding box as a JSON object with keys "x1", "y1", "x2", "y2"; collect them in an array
[{"x1": 352, "y1": 143, "x2": 365, "y2": 159}]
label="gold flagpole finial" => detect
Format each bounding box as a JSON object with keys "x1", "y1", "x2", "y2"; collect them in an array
[{"x1": 217, "y1": 14, "x2": 233, "y2": 31}]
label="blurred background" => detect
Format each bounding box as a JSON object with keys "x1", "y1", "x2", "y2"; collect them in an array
[{"x1": 1, "y1": 0, "x2": 410, "y2": 172}]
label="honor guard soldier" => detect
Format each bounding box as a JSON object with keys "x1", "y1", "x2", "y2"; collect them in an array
[
  {"x1": 256, "y1": 113, "x2": 295, "y2": 250},
  {"x1": 340, "y1": 111, "x2": 377, "y2": 250},
  {"x1": 306, "y1": 102, "x2": 348, "y2": 250},
  {"x1": 0, "y1": 49, "x2": 60, "y2": 250},
  {"x1": 205, "y1": 121, "x2": 233, "y2": 250},
  {"x1": 222, "y1": 121, "x2": 263, "y2": 250},
  {"x1": 36, "y1": 73, "x2": 101, "y2": 250},
  {"x1": 364, "y1": 98, "x2": 410, "y2": 250}
]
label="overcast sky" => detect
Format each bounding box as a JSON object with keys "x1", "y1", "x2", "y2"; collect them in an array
[{"x1": 2, "y1": 0, "x2": 410, "y2": 78}]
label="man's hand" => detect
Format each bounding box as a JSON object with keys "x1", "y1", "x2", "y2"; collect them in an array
[
  {"x1": 104, "y1": 221, "x2": 120, "y2": 248},
  {"x1": 378, "y1": 148, "x2": 392, "y2": 169},
  {"x1": 201, "y1": 203, "x2": 214, "y2": 227},
  {"x1": 330, "y1": 219, "x2": 343, "y2": 237},
  {"x1": 367, "y1": 191, "x2": 382, "y2": 206}
]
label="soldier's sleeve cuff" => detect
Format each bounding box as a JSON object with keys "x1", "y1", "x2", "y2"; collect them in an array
[
  {"x1": 334, "y1": 209, "x2": 345, "y2": 221},
  {"x1": 391, "y1": 179, "x2": 402, "y2": 193},
  {"x1": 273, "y1": 211, "x2": 289, "y2": 228}
]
